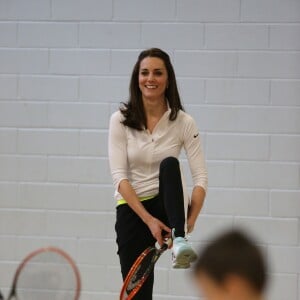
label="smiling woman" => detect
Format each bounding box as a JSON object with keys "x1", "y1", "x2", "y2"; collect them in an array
[
  {"x1": 120, "y1": 48, "x2": 183, "y2": 131},
  {"x1": 108, "y1": 48, "x2": 208, "y2": 300}
]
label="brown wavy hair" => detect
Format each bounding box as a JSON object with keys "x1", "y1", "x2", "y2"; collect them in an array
[{"x1": 120, "y1": 48, "x2": 184, "y2": 130}]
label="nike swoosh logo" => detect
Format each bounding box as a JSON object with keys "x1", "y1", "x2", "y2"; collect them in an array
[{"x1": 194, "y1": 133, "x2": 199, "y2": 138}]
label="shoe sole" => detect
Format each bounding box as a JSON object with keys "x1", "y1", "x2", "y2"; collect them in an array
[
  {"x1": 173, "y1": 248, "x2": 197, "y2": 268},
  {"x1": 172, "y1": 262, "x2": 190, "y2": 269}
]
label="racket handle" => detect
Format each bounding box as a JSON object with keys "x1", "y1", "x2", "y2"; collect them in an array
[{"x1": 161, "y1": 238, "x2": 172, "y2": 250}]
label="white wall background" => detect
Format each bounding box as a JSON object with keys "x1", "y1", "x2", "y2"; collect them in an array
[{"x1": 0, "y1": 0, "x2": 299, "y2": 299}]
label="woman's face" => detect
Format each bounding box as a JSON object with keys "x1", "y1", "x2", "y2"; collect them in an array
[{"x1": 138, "y1": 56, "x2": 168, "y2": 102}]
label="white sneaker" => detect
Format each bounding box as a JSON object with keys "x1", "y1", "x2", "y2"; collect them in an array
[{"x1": 172, "y1": 231, "x2": 197, "y2": 269}]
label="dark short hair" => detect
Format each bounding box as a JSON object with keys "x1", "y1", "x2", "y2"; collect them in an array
[
  {"x1": 194, "y1": 230, "x2": 267, "y2": 293},
  {"x1": 120, "y1": 48, "x2": 184, "y2": 130}
]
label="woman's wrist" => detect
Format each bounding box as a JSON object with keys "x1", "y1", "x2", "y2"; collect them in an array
[{"x1": 142, "y1": 212, "x2": 154, "y2": 225}]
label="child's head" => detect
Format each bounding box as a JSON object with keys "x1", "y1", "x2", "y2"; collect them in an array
[{"x1": 194, "y1": 230, "x2": 267, "y2": 300}]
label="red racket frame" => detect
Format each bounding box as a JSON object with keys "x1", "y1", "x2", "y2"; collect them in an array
[{"x1": 8, "y1": 246, "x2": 81, "y2": 300}]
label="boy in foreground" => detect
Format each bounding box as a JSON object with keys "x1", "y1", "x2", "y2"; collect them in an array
[{"x1": 194, "y1": 230, "x2": 267, "y2": 300}]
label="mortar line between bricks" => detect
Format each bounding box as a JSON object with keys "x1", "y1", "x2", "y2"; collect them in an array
[
  {"x1": 1, "y1": 47, "x2": 300, "y2": 53},
  {"x1": 2, "y1": 99, "x2": 300, "y2": 109},
  {"x1": 3, "y1": 20, "x2": 300, "y2": 25}
]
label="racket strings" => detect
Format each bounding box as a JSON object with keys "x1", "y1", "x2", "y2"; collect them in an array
[
  {"x1": 126, "y1": 250, "x2": 157, "y2": 293},
  {"x1": 16, "y1": 252, "x2": 78, "y2": 300}
]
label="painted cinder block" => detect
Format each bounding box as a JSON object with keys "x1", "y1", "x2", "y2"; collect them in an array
[
  {"x1": 79, "y1": 130, "x2": 108, "y2": 156},
  {"x1": 18, "y1": 182, "x2": 79, "y2": 210},
  {"x1": 270, "y1": 135, "x2": 300, "y2": 162},
  {"x1": 0, "y1": 236, "x2": 16, "y2": 260},
  {"x1": 78, "y1": 239, "x2": 118, "y2": 265},
  {"x1": 237, "y1": 52, "x2": 300, "y2": 79},
  {"x1": 0, "y1": 129, "x2": 17, "y2": 153},
  {"x1": 0, "y1": 75, "x2": 17, "y2": 99},
  {"x1": 268, "y1": 246, "x2": 300, "y2": 273},
  {"x1": 79, "y1": 76, "x2": 129, "y2": 102},
  {"x1": 177, "y1": 0, "x2": 240, "y2": 22},
  {"x1": 0, "y1": 102, "x2": 48, "y2": 127},
  {"x1": 48, "y1": 156, "x2": 110, "y2": 184},
  {"x1": 270, "y1": 25, "x2": 300, "y2": 50},
  {"x1": 205, "y1": 79, "x2": 269, "y2": 105},
  {"x1": 270, "y1": 191, "x2": 300, "y2": 218},
  {"x1": 113, "y1": 0, "x2": 176, "y2": 21},
  {"x1": 205, "y1": 24, "x2": 268, "y2": 50},
  {"x1": 0, "y1": 263, "x2": 18, "y2": 289},
  {"x1": 206, "y1": 133, "x2": 269, "y2": 160},
  {"x1": 270, "y1": 80, "x2": 300, "y2": 106},
  {"x1": 110, "y1": 50, "x2": 141, "y2": 75},
  {"x1": 235, "y1": 161, "x2": 300, "y2": 189},
  {"x1": 78, "y1": 264, "x2": 106, "y2": 291},
  {"x1": 205, "y1": 188, "x2": 269, "y2": 216},
  {"x1": 0, "y1": 210, "x2": 47, "y2": 236},
  {"x1": 0, "y1": 49, "x2": 48, "y2": 74},
  {"x1": 0, "y1": 182, "x2": 18, "y2": 208},
  {"x1": 236, "y1": 106, "x2": 300, "y2": 134},
  {"x1": 0, "y1": 0, "x2": 51, "y2": 20},
  {"x1": 0, "y1": 23, "x2": 17, "y2": 46},
  {"x1": 153, "y1": 268, "x2": 169, "y2": 294},
  {"x1": 17, "y1": 155, "x2": 48, "y2": 182},
  {"x1": 141, "y1": 23, "x2": 204, "y2": 50},
  {"x1": 168, "y1": 268, "x2": 198, "y2": 297},
  {"x1": 48, "y1": 103, "x2": 110, "y2": 129},
  {"x1": 15, "y1": 236, "x2": 78, "y2": 261},
  {"x1": 0, "y1": 155, "x2": 17, "y2": 181},
  {"x1": 177, "y1": 78, "x2": 205, "y2": 104},
  {"x1": 174, "y1": 51, "x2": 237, "y2": 77},
  {"x1": 191, "y1": 215, "x2": 233, "y2": 242},
  {"x1": 46, "y1": 211, "x2": 110, "y2": 238},
  {"x1": 206, "y1": 161, "x2": 235, "y2": 187},
  {"x1": 267, "y1": 274, "x2": 298, "y2": 300},
  {"x1": 49, "y1": 49, "x2": 110, "y2": 75},
  {"x1": 105, "y1": 266, "x2": 123, "y2": 293},
  {"x1": 241, "y1": 0, "x2": 300, "y2": 22},
  {"x1": 19, "y1": 76, "x2": 78, "y2": 101},
  {"x1": 234, "y1": 217, "x2": 299, "y2": 245},
  {"x1": 79, "y1": 23, "x2": 141, "y2": 49},
  {"x1": 18, "y1": 129, "x2": 79, "y2": 155},
  {"x1": 51, "y1": 0, "x2": 112, "y2": 21},
  {"x1": 18, "y1": 22, "x2": 78, "y2": 48},
  {"x1": 78, "y1": 184, "x2": 115, "y2": 211}
]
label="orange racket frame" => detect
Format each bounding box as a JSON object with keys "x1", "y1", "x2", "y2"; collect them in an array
[{"x1": 120, "y1": 239, "x2": 171, "y2": 300}]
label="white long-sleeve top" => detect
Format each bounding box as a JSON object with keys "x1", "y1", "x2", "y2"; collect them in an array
[{"x1": 108, "y1": 108, "x2": 208, "y2": 204}]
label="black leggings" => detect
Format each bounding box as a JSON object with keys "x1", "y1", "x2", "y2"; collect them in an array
[{"x1": 115, "y1": 157, "x2": 185, "y2": 300}]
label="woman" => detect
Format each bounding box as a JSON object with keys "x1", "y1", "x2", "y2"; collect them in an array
[{"x1": 108, "y1": 48, "x2": 207, "y2": 299}]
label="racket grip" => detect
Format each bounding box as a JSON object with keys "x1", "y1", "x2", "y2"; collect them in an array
[{"x1": 161, "y1": 238, "x2": 172, "y2": 250}]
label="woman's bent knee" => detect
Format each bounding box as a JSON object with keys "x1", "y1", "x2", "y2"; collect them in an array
[{"x1": 160, "y1": 156, "x2": 179, "y2": 170}]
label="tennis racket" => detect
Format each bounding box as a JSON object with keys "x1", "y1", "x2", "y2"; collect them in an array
[
  {"x1": 4, "y1": 246, "x2": 81, "y2": 300},
  {"x1": 119, "y1": 239, "x2": 172, "y2": 300}
]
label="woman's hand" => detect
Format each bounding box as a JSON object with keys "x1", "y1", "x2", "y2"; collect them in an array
[{"x1": 146, "y1": 216, "x2": 171, "y2": 246}]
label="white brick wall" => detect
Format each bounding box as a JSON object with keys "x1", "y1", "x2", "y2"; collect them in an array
[{"x1": 0, "y1": 1, "x2": 299, "y2": 299}]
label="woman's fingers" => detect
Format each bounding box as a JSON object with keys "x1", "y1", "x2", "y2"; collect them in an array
[
  {"x1": 158, "y1": 219, "x2": 171, "y2": 233},
  {"x1": 148, "y1": 217, "x2": 171, "y2": 246}
]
